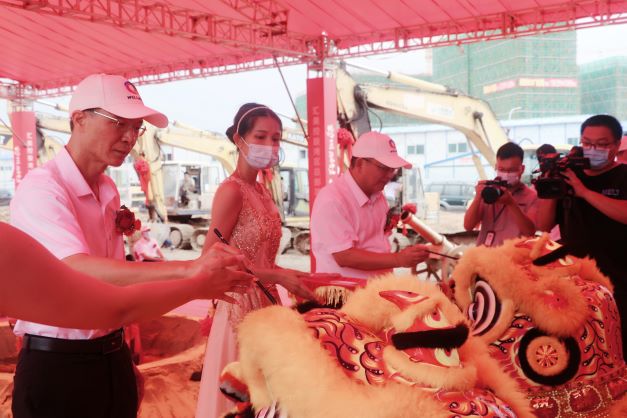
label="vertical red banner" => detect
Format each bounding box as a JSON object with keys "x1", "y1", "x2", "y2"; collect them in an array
[
  {"x1": 10, "y1": 111, "x2": 37, "y2": 187},
  {"x1": 306, "y1": 76, "x2": 338, "y2": 213},
  {"x1": 307, "y1": 75, "x2": 337, "y2": 271}
]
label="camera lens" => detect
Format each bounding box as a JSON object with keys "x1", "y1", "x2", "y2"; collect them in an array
[{"x1": 481, "y1": 186, "x2": 502, "y2": 204}]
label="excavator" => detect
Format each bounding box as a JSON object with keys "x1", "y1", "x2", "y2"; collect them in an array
[
  {"x1": 31, "y1": 111, "x2": 237, "y2": 249},
  {"x1": 336, "y1": 62, "x2": 509, "y2": 180},
  {"x1": 30, "y1": 107, "x2": 311, "y2": 252},
  {"x1": 134, "y1": 124, "x2": 236, "y2": 249},
  {"x1": 0, "y1": 119, "x2": 64, "y2": 165}
]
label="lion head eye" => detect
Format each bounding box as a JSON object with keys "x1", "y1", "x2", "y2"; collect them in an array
[
  {"x1": 468, "y1": 278, "x2": 501, "y2": 336},
  {"x1": 434, "y1": 347, "x2": 460, "y2": 367},
  {"x1": 424, "y1": 308, "x2": 449, "y2": 329}
]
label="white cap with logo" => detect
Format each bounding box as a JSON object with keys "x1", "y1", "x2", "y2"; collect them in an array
[
  {"x1": 69, "y1": 74, "x2": 168, "y2": 128},
  {"x1": 352, "y1": 131, "x2": 412, "y2": 169}
]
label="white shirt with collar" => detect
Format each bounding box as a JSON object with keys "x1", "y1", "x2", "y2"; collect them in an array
[
  {"x1": 311, "y1": 170, "x2": 391, "y2": 279},
  {"x1": 10, "y1": 147, "x2": 124, "y2": 339}
]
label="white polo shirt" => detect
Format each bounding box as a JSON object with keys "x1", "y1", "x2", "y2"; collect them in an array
[
  {"x1": 310, "y1": 171, "x2": 391, "y2": 279},
  {"x1": 10, "y1": 147, "x2": 124, "y2": 339}
]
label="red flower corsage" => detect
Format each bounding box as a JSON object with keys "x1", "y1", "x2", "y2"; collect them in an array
[{"x1": 115, "y1": 205, "x2": 141, "y2": 236}]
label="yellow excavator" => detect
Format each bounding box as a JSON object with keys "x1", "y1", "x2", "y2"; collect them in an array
[
  {"x1": 334, "y1": 61, "x2": 515, "y2": 269},
  {"x1": 336, "y1": 62, "x2": 509, "y2": 180},
  {"x1": 0, "y1": 119, "x2": 64, "y2": 164},
  {"x1": 32, "y1": 107, "x2": 310, "y2": 251},
  {"x1": 31, "y1": 111, "x2": 236, "y2": 249}
]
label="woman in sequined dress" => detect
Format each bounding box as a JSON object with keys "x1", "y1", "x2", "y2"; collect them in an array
[{"x1": 196, "y1": 103, "x2": 314, "y2": 418}]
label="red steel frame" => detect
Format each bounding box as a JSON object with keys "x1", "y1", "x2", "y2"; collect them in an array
[
  {"x1": 2, "y1": 0, "x2": 627, "y2": 200},
  {"x1": 0, "y1": 0, "x2": 625, "y2": 95}
]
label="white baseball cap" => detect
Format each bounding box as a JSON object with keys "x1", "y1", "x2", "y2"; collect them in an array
[
  {"x1": 69, "y1": 74, "x2": 168, "y2": 128},
  {"x1": 352, "y1": 131, "x2": 412, "y2": 169}
]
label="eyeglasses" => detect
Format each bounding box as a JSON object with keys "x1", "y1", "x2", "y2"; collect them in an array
[
  {"x1": 581, "y1": 139, "x2": 616, "y2": 150},
  {"x1": 91, "y1": 110, "x2": 146, "y2": 137},
  {"x1": 365, "y1": 158, "x2": 398, "y2": 174}
]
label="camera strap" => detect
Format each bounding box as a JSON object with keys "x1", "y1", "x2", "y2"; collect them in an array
[{"x1": 492, "y1": 204, "x2": 506, "y2": 224}]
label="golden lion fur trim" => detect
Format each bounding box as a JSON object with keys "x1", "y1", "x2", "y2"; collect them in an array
[
  {"x1": 237, "y1": 306, "x2": 448, "y2": 418},
  {"x1": 453, "y1": 236, "x2": 612, "y2": 337},
  {"x1": 459, "y1": 337, "x2": 535, "y2": 418},
  {"x1": 234, "y1": 274, "x2": 534, "y2": 418}
]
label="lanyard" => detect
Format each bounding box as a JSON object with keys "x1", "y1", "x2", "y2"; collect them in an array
[
  {"x1": 491, "y1": 185, "x2": 523, "y2": 224},
  {"x1": 492, "y1": 204, "x2": 506, "y2": 225}
]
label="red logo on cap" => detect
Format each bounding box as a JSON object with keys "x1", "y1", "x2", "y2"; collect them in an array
[
  {"x1": 124, "y1": 81, "x2": 139, "y2": 95},
  {"x1": 389, "y1": 139, "x2": 397, "y2": 152}
]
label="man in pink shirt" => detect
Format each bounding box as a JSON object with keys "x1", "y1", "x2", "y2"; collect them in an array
[
  {"x1": 10, "y1": 74, "x2": 251, "y2": 418},
  {"x1": 133, "y1": 225, "x2": 165, "y2": 262},
  {"x1": 311, "y1": 132, "x2": 428, "y2": 279}
]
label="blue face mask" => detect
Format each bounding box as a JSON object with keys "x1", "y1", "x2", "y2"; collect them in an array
[
  {"x1": 583, "y1": 147, "x2": 610, "y2": 169},
  {"x1": 240, "y1": 138, "x2": 279, "y2": 169},
  {"x1": 496, "y1": 170, "x2": 520, "y2": 187}
]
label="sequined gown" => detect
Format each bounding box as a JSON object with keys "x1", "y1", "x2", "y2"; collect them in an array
[{"x1": 196, "y1": 176, "x2": 282, "y2": 418}]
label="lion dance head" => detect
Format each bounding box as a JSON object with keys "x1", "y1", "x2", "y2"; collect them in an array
[
  {"x1": 452, "y1": 235, "x2": 627, "y2": 417},
  {"x1": 219, "y1": 274, "x2": 533, "y2": 418}
]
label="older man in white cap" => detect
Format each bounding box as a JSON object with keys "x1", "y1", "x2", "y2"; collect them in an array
[
  {"x1": 10, "y1": 74, "x2": 251, "y2": 418},
  {"x1": 310, "y1": 131, "x2": 428, "y2": 280}
]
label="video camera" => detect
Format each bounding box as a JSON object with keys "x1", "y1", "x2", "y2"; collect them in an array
[
  {"x1": 533, "y1": 146, "x2": 590, "y2": 199},
  {"x1": 481, "y1": 179, "x2": 509, "y2": 204}
]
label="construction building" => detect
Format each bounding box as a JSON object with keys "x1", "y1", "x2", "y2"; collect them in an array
[
  {"x1": 579, "y1": 56, "x2": 627, "y2": 120},
  {"x1": 433, "y1": 31, "x2": 580, "y2": 120}
]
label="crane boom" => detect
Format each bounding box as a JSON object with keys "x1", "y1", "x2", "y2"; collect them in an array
[
  {"x1": 154, "y1": 128, "x2": 237, "y2": 173},
  {"x1": 336, "y1": 63, "x2": 509, "y2": 178}
]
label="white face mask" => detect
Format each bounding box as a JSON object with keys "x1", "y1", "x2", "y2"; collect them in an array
[
  {"x1": 496, "y1": 170, "x2": 520, "y2": 187},
  {"x1": 582, "y1": 147, "x2": 610, "y2": 169},
  {"x1": 240, "y1": 138, "x2": 279, "y2": 169}
]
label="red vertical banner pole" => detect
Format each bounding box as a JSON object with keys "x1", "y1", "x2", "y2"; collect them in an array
[
  {"x1": 307, "y1": 60, "x2": 337, "y2": 272},
  {"x1": 9, "y1": 98, "x2": 37, "y2": 188}
]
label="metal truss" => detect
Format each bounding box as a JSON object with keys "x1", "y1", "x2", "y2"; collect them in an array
[
  {"x1": 0, "y1": 0, "x2": 312, "y2": 57},
  {"x1": 218, "y1": 0, "x2": 289, "y2": 28},
  {"x1": 2, "y1": 54, "x2": 304, "y2": 98},
  {"x1": 1, "y1": 0, "x2": 626, "y2": 98},
  {"x1": 332, "y1": 3, "x2": 627, "y2": 59}
]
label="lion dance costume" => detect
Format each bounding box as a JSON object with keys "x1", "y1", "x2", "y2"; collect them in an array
[{"x1": 452, "y1": 235, "x2": 627, "y2": 417}]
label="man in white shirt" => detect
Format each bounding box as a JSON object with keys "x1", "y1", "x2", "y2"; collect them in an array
[{"x1": 311, "y1": 132, "x2": 428, "y2": 280}]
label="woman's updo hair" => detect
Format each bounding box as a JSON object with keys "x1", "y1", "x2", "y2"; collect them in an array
[{"x1": 225, "y1": 103, "x2": 282, "y2": 144}]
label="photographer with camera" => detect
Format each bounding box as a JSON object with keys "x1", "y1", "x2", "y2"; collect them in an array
[
  {"x1": 464, "y1": 142, "x2": 537, "y2": 247},
  {"x1": 537, "y1": 114, "x2": 627, "y2": 359}
]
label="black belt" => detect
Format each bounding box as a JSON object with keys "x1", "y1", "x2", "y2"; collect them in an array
[{"x1": 23, "y1": 329, "x2": 124, "y2": 355}]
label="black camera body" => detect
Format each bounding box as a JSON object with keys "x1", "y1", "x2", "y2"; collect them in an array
[
  {"x1": 534, "y1": 146, "x2": 590, "y2": 199},
  {"x1": 481, "y1": 179, "x2": 508, "y2": 204}
]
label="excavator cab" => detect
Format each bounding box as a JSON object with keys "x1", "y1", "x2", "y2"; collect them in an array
[
  {"x1": 162, "y1": 162, "x2": 225, "y2": 221},
  {"x1": 280, "y1": 166, "x2": 310, "y2": 217}
]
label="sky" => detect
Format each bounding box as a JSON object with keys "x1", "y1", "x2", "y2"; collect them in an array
[{"x1": 2, "y1": 22, "x2": 626, "y2": 136}]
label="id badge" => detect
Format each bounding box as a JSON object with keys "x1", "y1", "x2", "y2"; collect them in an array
[{"x1": 484, "y1": 231, "x2": 495, "y2": 247}]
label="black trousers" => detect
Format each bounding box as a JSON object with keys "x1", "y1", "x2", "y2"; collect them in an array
[{"x1": 12, "y1": 341, "x2": 138, "y2": 418}]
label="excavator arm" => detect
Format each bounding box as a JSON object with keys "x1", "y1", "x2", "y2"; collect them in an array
[
  {"x1": 132, "y1": 127, "x2": 238, "y2": 222},
  {"x1": 336, "y1": 63, "x2": 509, "y2": 179},
  {"x1": 2, "y1": 117, "x2": 65, "y2": 164}
]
